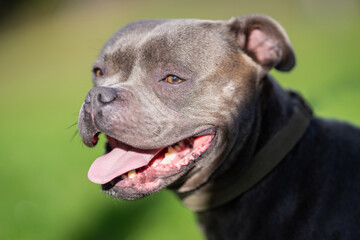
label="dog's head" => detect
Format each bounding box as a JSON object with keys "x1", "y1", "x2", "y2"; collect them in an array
[{"x1": 78, "y1": 15, "x2": 295, "y2": 200}]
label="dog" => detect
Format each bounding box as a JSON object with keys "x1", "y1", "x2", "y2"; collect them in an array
[{"x1": 78, "y1": 15, "x2": 360, "y2": 239}]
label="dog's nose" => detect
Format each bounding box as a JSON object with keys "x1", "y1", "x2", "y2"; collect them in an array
[{"x1": 84, "y1": 87, "x2": 117, "y2": 113}]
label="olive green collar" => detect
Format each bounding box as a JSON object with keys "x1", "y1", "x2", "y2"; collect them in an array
[{"x1": 177, "y1": 91, "x2": 312, "y2": 212}]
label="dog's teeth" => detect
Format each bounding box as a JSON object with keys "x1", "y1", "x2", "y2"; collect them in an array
[
  {"x1": 178, "y1": 141, "x2": 185, "y2": 148},
  {"x1": 168, "y1": 146, "x2": 177, "y2": 154},
  {"x1": 174, "y1": 145, "x2": 182, "y2": 151},
  {"x1": 162, "y1": 152, "x2": 176, "y2": 164},
  {"x1": 128, "y1": 170, "x2": 137, "y2": 179}
]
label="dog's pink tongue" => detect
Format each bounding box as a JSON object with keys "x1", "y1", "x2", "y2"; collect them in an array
[{"x1": 88, "y1": 148, "x2": 159, "y2": 184}]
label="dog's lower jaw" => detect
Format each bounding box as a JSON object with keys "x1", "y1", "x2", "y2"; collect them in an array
[{"x1": 103, "y1": 182, "x2": 162, "y2": 200}]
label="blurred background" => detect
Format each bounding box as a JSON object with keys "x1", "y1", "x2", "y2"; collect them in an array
[{"x1": 0, "y1": 0, "x2": 359, "y2": 239}]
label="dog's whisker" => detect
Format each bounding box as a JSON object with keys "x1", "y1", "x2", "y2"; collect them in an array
[
  {"x1": 66, "y1": 122, "x2": 78, "y2": 130},
  {"x1": 70, "y1": 130, "x2": 79, "y2": 142}
]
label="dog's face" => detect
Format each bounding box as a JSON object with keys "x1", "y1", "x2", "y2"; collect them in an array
[{"x1": 78, "y1": 15, "x2": 295, "y2": 200}]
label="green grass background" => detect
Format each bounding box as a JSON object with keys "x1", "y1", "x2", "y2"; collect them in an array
[{"x1": 0, "y1": 0, "x2": 359, "y2": 239}]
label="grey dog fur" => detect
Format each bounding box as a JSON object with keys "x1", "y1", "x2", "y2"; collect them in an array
[{"x1": 78, "y1": 15, "x2": 360, "y2": 239}]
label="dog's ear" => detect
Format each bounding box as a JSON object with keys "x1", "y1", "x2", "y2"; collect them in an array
[{"x1": 227, "y1": 15, "x2": 295, "y2": 72}]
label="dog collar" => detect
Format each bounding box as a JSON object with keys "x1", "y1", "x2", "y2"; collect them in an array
[{"x1": 177, "y1": 91, "x2": 312, "y2": 212}]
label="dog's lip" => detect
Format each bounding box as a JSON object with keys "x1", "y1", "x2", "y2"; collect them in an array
[
  {"x1": 193, "y1": 127, "x2": 216, "y2": 137},
  {"x1": 103, "y1": 127, "x2": 216, "y2": 154},
  {"x1": 90, "y1": 128, "x2": 216, "y2": 149},
  {"x1": 89, "y1": 127, "x2": 216, "y2": 189}
]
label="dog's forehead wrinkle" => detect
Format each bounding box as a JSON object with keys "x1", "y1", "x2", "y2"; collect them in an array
[
  {"x1": 102, "y1": 19, "x2": 189, "y2": 56},
  {"x1": 102, "y1": 19, "x2": 169, "y2": 55},
  {"x1": 137, "y1": 21, "x2": 229, "y2": 71}
]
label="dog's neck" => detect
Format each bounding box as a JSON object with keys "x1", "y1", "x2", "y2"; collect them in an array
[
  {"x1": 254, "y1": 75, "x2": 295, "y2": 153},
  {"x1": 175, "y1": 75, "x2": 312, "y2": 211}
]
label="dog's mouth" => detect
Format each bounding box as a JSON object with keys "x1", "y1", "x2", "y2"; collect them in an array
[{"x1": 87, "y1": 128, "x2": 216, "y2": 194}]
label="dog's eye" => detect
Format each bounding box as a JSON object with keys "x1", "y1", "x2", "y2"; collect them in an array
[
  {"x1": 93, "y1": 68, "x2": 103, "y2": 77},
  {"x1": 165, "y1": 75, "x2": 184, "y2": 84}
]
